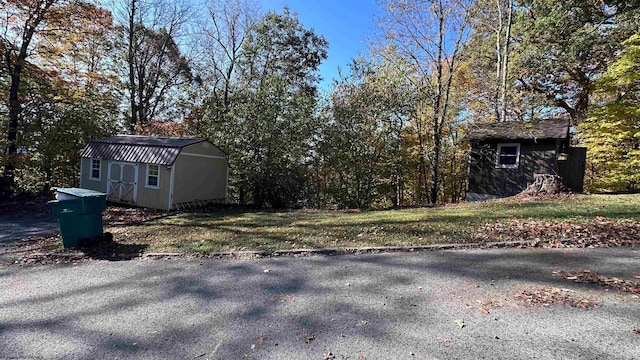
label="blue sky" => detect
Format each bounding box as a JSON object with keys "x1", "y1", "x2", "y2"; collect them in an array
[{"x1": 259, "y1": 0, "x2": 380, "y2": 89}]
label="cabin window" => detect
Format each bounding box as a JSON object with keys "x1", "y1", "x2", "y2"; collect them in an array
[
  {"x1": 90, "y1": 159, "x2": 101, "y2": 180},
  {"x1": 146, "y1": 164, "x2": 160, "y2": 189},
  {"x1": 496, "y1": 143, "x2": 520, "y2": 168}
]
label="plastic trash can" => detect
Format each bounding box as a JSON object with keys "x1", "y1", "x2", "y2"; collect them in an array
[{"x1": 49, "y1": 187, "x2": 107, "y2": 248}]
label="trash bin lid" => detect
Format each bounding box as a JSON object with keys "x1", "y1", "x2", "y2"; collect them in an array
[{"x1": 52, "y1": 187, "x2": 107, "y2": 198}]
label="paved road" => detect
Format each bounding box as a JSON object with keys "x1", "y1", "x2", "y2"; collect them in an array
[
  {"x1": 0, "y1": 248, "x2": 639, "y2": 360},
  {"x1": 0, "y1": 213, "x2": 58, "y2": 243}
]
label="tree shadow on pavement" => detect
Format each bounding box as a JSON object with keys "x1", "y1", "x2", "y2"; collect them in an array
[{"x1": 0, "y1": 248, "x2": 638, "y2": 359}]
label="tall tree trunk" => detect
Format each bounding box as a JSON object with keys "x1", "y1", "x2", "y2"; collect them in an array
[
  {"x1": 430, "y1": 131, "x2": 441, "y2": 204},
  {"x1": 416, "y1": 116, "x2": 428, "y2": 204},
  {"x1": 395, "y1": 174, "x2": 400, "y2": 207},
  {"x1": 429, "y1": 3, "x2": 445, "y2": 205},
  {"x1": 499, "y1": 0, "x2": 513, "y2": 122},
  {"x1": 4, "y1": 0, "x2": 56, "y2": 192},
  {"x1": 494, "y1": 0, "x2": 503, "y2": 121},
  {"x1": 5, "y1": 66, "x2": 22, "y2": 184},
  {"x1": 449, "y1": 145, "x2": 456, "y2": 202},
  {"x1": 128, "y1": 0, "x2": 138, "y2": 131}
]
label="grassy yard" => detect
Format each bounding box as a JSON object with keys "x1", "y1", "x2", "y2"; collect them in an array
[{"x1": 106, "y1": 194, "x2": 640, "y2": 254}]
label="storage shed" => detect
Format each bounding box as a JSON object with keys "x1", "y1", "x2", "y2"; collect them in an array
[
  {"x1": 464, "y1": 119, "x2": 586, "y2": 201},
  {"x1": 79, "y1": 135, "x2": 228, "y2": 210}
]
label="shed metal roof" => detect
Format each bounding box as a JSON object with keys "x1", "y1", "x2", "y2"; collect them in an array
[
  {"x1": 464, "y1": 119, "x2": 569, "y2": 141},
  {"x1": 79, "y1": 135, "x2": 206, "y2": 166}
]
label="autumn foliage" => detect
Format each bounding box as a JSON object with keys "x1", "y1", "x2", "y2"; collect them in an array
[{"x1": 1, "y1": 0, "x2": 639, "y2": 202}]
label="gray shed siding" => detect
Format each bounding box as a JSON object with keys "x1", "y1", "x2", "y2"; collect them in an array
[
  {"x1": 135, "y1": 163, "x2": 172, "y2": 210},
  {"x1": 80, "y1": 159, "x2": 170, "y2": 208},
  {"x1": 172, "y1": 143, "x2": 228, "y2": 205},
  {"x1": 79, "y1": 158, "x2": 108, "y2": 193},
  {"x1": 181, "y1": 142, "x2": 226, "y2": 157},
  {"x1": 79, "y1": 137, "x2": 227, "y2": 210}
]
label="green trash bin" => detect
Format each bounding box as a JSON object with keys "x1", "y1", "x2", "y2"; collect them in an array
[{"x1": 49, "y1": 187, "x2": 107, "y2": 248}]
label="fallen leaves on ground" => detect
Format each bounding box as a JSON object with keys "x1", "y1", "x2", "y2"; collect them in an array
[
  {"x1": 554, "y1": 270, "x2": 640, "y2": 294},
  {"x1": 502, "y1": 193, "x2": 575, "y2": 203},
  {"x1": 272, "y1": 294, "x2": 295, "y2": 304},
  {"x1": 474, "y1": 217, "x2": 640, "y2": 248},
  {"x1": 1, "y1": 235, "x2": 73, "y2": 265},
  {"x1": 298, "y1": 330, "x2": 315, "y2": 343},
  {"x1": 513, "y1": 288, "x2": 597, "y2": 309},
  {"x1": 251, "y1": 336, "x2": 266, "y2": 350},
  {"x1": 1, "y1": 205, "x2": 166, "y2": 265},
  {"x1": 480, "y1": 299, "x2": 504, "y2": 309},
  {"x1": 323, "y1": 353, "x2": 335, "y2": 359},
  {"x1": 2, "y1": 233, "x2": 147, "y2": 265},
  {"x1": 473, "y1": 299, "x2": 504, "y2": 314},
  {"x1": 454, "y1": 319, "x2": 465, "y2": 329}
]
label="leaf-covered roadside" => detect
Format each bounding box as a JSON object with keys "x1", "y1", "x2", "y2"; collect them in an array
[
  {"x1": 554, "y1": 270, "x2": 640, "y2": 295},
  {"x1": 473, "y1": 217, "x2": 640, "y2": 248},
  {"x1": 5, "y1": 217, "x2": 640, "y2": 266},
  {"x1": 513, "y1": 269, "x2": 640, "y2": 309},
  {"x1": 513, "y1": 288, "x2": 598, "y2": 309}
]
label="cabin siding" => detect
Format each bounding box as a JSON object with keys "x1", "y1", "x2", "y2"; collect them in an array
[{"x1": 468, "y1": 140, "x2": 559, "y2": 198}]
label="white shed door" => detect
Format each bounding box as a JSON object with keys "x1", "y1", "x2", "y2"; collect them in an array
[{"x1": 107, "y1": 161, "x2": 138, "y2": 203}]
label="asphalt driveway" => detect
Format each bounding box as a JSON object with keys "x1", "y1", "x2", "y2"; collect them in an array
[
  {"x1": 0, "y1": 247, "x2": 638, "y2": 359},
  {"x1": 0, "y1": 213, "x2": 58, "y2": 243}
]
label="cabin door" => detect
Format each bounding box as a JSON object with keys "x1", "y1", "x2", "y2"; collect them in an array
[{"x1": 107, "y1": 161, "x2": 138, "y2": 204}]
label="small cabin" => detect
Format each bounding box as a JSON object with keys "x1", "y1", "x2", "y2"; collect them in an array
[
  {"x1": 464, "y1": 119, "x2": 586, "y2": 201},
  {"x1": 79, "y1": 135, "x2": 228, "y2": 210}
]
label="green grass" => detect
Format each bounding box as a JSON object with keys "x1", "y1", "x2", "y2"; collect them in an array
[{"x1": 106, "y1": 194, "x2": 640, "y2": 254}]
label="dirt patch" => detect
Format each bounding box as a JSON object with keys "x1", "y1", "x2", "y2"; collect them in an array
[
  {"x1": 103, "y1": 206, "x2": 171, "y2": 225},
  {"x1": 0, "y1": 235, "x2": 62, "y2": 264},
  {"x1": 0, "y1": 194, "x2": 51, "y2": 216}
]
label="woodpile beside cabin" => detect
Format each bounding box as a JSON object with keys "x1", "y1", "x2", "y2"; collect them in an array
[
  {"x1": 464, "y1": 119, "x2": 586, "y2": 201},
  {"x1": 79, "y1": 136, "x2": 228, "y2": 210}
]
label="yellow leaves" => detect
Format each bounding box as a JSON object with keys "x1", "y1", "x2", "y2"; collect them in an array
[
  {"x1": 597, "y1": 34, "x2": 640, "y2": 91},
  {"x1": 581, "y1": 33, "x2": 640, "y2": 192}
]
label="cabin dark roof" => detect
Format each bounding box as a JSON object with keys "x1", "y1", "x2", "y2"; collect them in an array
[
  {"x1": 464, "y1": 119, "x2": 569, "y2": 141},
  {"x1": 79, "y1": 135, "x2": 205, "y2": 165}
]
